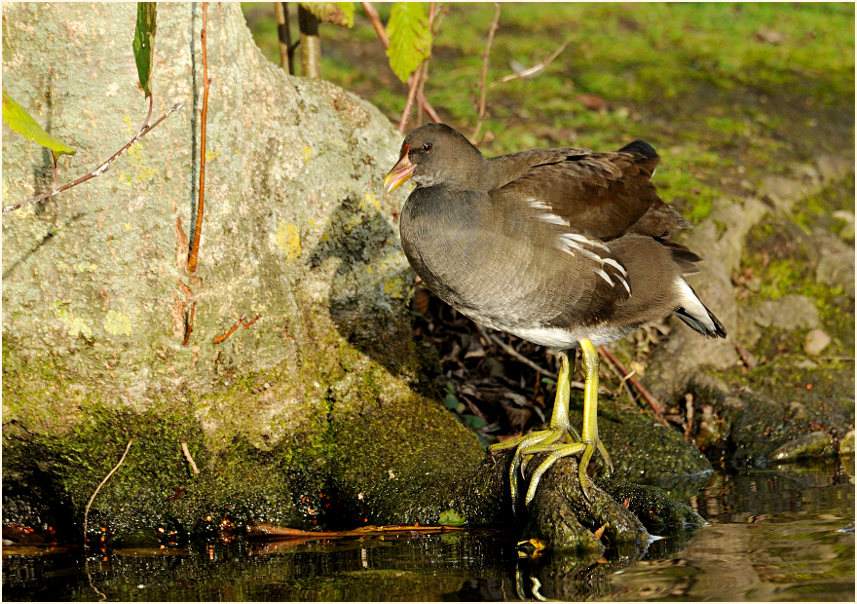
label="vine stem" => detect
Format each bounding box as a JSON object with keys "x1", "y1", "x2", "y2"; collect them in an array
[
  {"x1": 471, "y1": 2, "x2": 501, "y2": 143},
  {"x1": 83, "y1": 439, "x2": 135, "y2": 548},
  {"x1": 187, "y1": 1, "x2": 210, "y2": 275},
  {"x1": 3, "y1": 102, "x2": 183, "y2": 215}
]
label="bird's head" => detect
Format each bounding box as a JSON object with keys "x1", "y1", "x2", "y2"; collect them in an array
[{"x1": 383, "y1": 123, "x2": 485, "y2": 193}]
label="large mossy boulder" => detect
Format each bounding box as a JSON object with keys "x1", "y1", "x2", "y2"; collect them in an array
[{"x1": 1, "y1": 2, "x2": 485, "y2": 544}]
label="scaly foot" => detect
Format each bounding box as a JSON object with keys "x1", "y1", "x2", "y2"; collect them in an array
[
  {"x1": 522, "y1": 339, "x2": 613, "y2": 505},
  {"x1": 489, "y1": 351, "x2": 580, "y2": 513},
  {"x1": 490, "y1": 340, "x2": 614, "y2": 510}
]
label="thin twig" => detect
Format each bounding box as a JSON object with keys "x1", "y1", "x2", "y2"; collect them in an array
[
  {"x1": 414, "y1": 61, "x2": 431, "y2": 126},
  {"x1": 412, "y1": 2, "x2": 437, "y2": 128},
  {"x1": 84, "y1": 556, "x2": 107, "y2": 602},
  {"x1": 213, "y1": 314, "x2": 247, "y2": 344},
  {"x1": 242, "y1": 313, "x2": 262, "y2": 329},
  {"x1": 597, "y1": 345, "x2": 668, "y2": 425},
  {"x1": 360, "y1": 2, "x2": 388, "y2": 47},
  {"x1": 187, "y1": 2, "x2": 210, "y2": 275},
  {"x1": 488, "y1": 39, "x2": 570, "y2": 89},
  {"x1": 3, "y1": 103, "x2": 183, "y2": 214},
  {"x1": 180, "y1": 439, "x2": 200, "y2": 475},
  {"x1": 83, "y1": 439, "x2": 134, "y2": 548},
  {"x1": 419, "y1": 3, "x2": 443, "y2": 123},
  {"x1": 471, "y1": 2, "x2": 501, "y2": 143},
  {"x1": 397, "y1": 62, "x2": 423, "y2": 133},
  {"x1": 429, "y1": 2, "x2": 446, "y2": 37},
  {"x1": 419, "y1": 93, "x2": 441, "y2": 123}
]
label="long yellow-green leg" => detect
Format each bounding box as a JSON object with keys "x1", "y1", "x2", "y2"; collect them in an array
[
  {"x1": 577, "y1": 338, "x2": 613, "y2": 499},
  {"x1": 579, "y1": 339, "x2": 613, "y2": 471},
  {"x1": 523, "y1": 338, "x2": 614, "y2": 505},
  {"x1": 489, "y1": 351, "x2": 578, "y2": 511}
]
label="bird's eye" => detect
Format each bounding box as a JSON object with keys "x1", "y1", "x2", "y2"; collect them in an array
[{"x1": 422, "y1": 142, "x2": 432, "y2": 152}]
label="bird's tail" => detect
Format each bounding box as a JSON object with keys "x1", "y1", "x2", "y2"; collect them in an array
[{"x1": 672, "y1": 277, "x2": 727, "y2": 338}]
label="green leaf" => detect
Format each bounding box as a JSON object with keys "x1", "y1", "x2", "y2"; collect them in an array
[
  {"x1": 386, "y1": 2, "x2": 432, "y2": 83},
  {"x1": 299, "y1": 2, "x2": 354, "y2": 28},
  {"x1": 462, "y1": 414, "x2": 487, "y2": 430},
  {"x1": 439, "y1": 509, "x2": 466, "y2": 526},
  {"x1": 133, "y1": 2, "x2": 157, "y2": 98},
  {"x1": 2, "y1": 91, "x2": 76, "y2": 156},
  {"x1": 443, "y1": 393, "x2": 463, "y2": 413}
]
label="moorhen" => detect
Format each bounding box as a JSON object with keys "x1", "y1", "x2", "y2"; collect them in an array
[{"x1": 384, "y1": 123, "x2": 726, "y2": 510}]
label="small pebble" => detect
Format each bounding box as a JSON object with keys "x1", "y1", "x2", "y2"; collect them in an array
[{"x1": 804, "y1": 329, "x2": 831, "y2": 356}]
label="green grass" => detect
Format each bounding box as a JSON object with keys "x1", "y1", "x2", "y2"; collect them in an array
[{"x1": 242, "y1": 2, "x2": 854, "y2": 220}]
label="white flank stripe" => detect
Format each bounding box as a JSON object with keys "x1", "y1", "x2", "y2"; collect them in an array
[
  {"x1": 556, "y1": 234, "x2": 578, "y2": 256},
  {"x1": 561, "y1": 232, "x2": 610, "y2": 253},
  {"x1": 540, "y1": 213, "x2": 567, "y2": 226},
  {"x1": 595, "y1": 268, "x2": 614, "y2": 286},
  {"x1": 528, "y1": 198, "x2": 551, "y2": 210},
  {"x1": 577, "y1": 247, "x2": 603, "y2": 263},
  {"x1": 603, "y1": 257, "x2": 627, "y2": 276}
]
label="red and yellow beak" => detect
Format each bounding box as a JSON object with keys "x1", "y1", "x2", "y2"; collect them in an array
[{"x1": 383, "y1": 144, "x2": 416, "y2": 193}]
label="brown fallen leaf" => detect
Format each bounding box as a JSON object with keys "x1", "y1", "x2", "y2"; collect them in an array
[
  {"x1": 576, "y1": 93, "x2": 608, "y2": 112},
  {"x1": 414, "y1": 287, "x2": 431, "y2": 316}
]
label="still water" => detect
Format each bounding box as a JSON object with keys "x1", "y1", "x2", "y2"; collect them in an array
[{"x1": 3, "y1": 465, "x2": 853, "y2": 601}]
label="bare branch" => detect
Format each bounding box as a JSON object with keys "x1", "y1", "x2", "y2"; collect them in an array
[
  {"x1": 360, "y1": 2, "x2": 389, "y2": 47},
  {"x1": 471, "y1": 2, "x2": 501, "y2": 143},
  {"x1": 187, "y1": 2, "x2": 210, "y2": 276},
  {"x1": 597, "y1": 345, "x2": 668, "y2": 425},
  {"x1": 397, "y1": 62, "x2": 423, "y2": 133},
  {"x1": 489, "y1": 39, "x2": 570, "y2": 89},
  {"x1": 3, "y1": 102, "x2": 183, "y2": 215}
]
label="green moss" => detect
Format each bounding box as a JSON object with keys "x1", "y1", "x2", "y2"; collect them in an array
[
  {"x1": 2, "y1": 395, "x2": 324, "y2": 545},
  {"x1": 326, "y1": 383, "x2": 485, "y2": 526},
  {"x1": 737, "y1": 173, "x2": 854, "y2": 361}
]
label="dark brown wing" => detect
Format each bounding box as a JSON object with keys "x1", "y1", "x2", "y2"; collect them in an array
[{"x1": 489, "y1": 140, "x2": 687, "y2": 241}]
